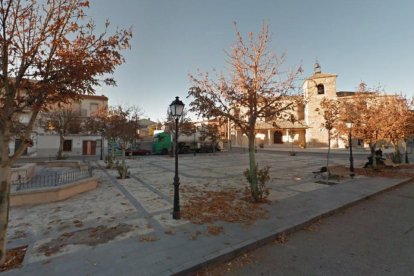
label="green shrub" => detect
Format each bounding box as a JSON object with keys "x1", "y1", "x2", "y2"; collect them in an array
[
  {"x1": 105, "y1": 155, "x2": 115, "y2": 169},
  {"x1": 244, "y1": 164, "x2": 270, "y2": 201},
  {"x1": 117, "y1": 163, "x2": 129, "y2": 179}
]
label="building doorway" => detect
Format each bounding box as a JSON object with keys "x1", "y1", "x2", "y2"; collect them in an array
[
  {"x1": 82, "y1": 140, "x2": 96, "y2": 155},
  {"x1": 273, "y1": 131, "x2": 283, "y2": 144}
]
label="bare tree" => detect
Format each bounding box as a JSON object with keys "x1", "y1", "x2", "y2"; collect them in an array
[
  {"x1": 84, "y1": 105, "x2": 109, "y2": 159},
  {"x1": 199, "y1": 123, "x2": 221, "y2": 153},
  {"x1": 188, "y1": 23, "x2": 301, "y2": 202},
  {"x1": 339, "y1": 84, "x2": 383, "y2": 168},
  {"x1": 316, "y1": 98, "x2": 341, "y2": 176},
  {"x1": 0, "y1": 0, "x2": 131, "y2": 264},
  {"x1": 40, "y1": 107, "x2": 82, "y2": 159},
  {"x1": 87, "y1": 105, "x2": 141, "y2": 177},
  {"x1": 381, "y1": 95, "x2": 414, "y2": 163},
  {"x1": 164, "y1": 109, "x2": 195, "y2": 136},
  {"x1": 164, "y1": 109, "x2": 195, "y2": 155}
]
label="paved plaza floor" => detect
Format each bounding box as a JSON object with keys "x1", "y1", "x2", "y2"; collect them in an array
[{"x1": 4, "y1": 150, "x2": 412, "y2": 275}]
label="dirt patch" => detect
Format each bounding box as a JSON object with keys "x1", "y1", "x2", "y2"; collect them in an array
[
  {"x1": 38, "y1": 223, "x2": 133, "y2": 256},
  {"x1": 355, "y1": 164, "x2": 414, "y2": 178},
  {"x1": 328, "y1": 164, "x2": 414, "y2": 179},
  {"x1": 328, "y1": 165, "x2": 353, "y2": 177},
  {"x1": 0, "y1": 245, "x2": 27, "y2": 272},
  {"x1": 181, "y1": 189, "x2": 268, "y2": 225}
]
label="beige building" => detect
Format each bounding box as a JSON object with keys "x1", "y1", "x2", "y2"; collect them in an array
[
  {"x1": 229, "y1": 63, "x2": 364, "y2": 148},
  {"x1": 137, "y1": 118, "x2": 157, "y2": 139},
  {"x1": 11, "y1": 95, "x2": 108, "y2": 158}
]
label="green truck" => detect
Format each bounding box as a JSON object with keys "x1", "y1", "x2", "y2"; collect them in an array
[
  {"x1": 152, "y1": 132, "x2": 171, "y2": 155},
  {"x1": 152, "y1": 131, "x2": 220, "y2": 155}
]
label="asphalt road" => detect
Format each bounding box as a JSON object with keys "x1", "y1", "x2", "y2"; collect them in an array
[{"x1": 222, "y1": 181, "x2": 414, "y2": 276}]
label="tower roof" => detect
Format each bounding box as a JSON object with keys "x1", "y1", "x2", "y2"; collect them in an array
[
  {"x1": 305, "y1": 62, "x2": 337, "y2": 81},
  {"x1": 314, "y1": 62, "x2": 321, "y2": 74},
  {"x1": 306, "y1": 73, "x2": 337, "y2": 80}
]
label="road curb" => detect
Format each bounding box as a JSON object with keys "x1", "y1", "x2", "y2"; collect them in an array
[{"x1": 173, "y1": 177, "x2": 414, "y2": 276}]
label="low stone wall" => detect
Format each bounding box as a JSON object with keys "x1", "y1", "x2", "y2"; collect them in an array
[
  {"x1": 36, "y1": 160, "x2": 88, "y2": 170},
  {"x1": 10, "y1": 177, "x2": 99, "y2": 207},
  {"x1": 11, "y1": 163, "x2": 36, "y2": 184}
]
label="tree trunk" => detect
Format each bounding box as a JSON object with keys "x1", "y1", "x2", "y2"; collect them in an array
[
  {"x1": 121, "y1": 148, "x2": 126, "y2": 179},
  {"x1": 326, "y1": 130, "x2": 331, "y2": 184},
  {"x1": 0, "y1": 127, "x2": 12, "y2": 265},
  {"x1": 248, "y1": 131, "x2": 259, "y2": 201},
  {"x1": 57, "y1": 134, "x2": 64, "y2": 159},
  {"x1": 393, "y1": 143, "x2": 401, "y2": 164},
  {"x1": 403, "y1": 140, "x2": 409, "y2": 164},
  {"x1": 213, "y1": 139, "x2": 217, "y2": 154},
  {"x1": 111, "y1": 140, "x2": 115, "y2": 160},
  {"x1": 101, "y1": 136, "x2": 105, "y2": 161},
  {"x1": 0, "y1": 165, "x2": 11, "y2": 265},
  {"x1": 370, "y1": 143, "x2": 377, "y2": 168}
]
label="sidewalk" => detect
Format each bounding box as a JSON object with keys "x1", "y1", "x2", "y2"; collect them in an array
[{"x1": 4, "y1": 152, "x2": 413, "y2": 275}]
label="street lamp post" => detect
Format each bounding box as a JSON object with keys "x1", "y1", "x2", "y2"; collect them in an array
[
  {"x1": 169, "y1": 96, "x2": 185, "y2": 219},
  {"x1": 346, "y1": 121, "x2": 354, "y2": 177},
  {"x1": 100, "y1": 136, "x2": 104, "y2": 160}
]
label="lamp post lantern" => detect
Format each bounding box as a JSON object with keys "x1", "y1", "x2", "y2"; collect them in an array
[
  {"x1": 346, "y1": 121, "x2": 354, "y2": 177},
  {"x1": 169, "y1": 96, "x2": 185, "y2": 219}
]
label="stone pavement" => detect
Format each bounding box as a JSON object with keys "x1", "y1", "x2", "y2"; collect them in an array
[{"x1": 4, "y1": 150, "x2": 413, "y2": 275}]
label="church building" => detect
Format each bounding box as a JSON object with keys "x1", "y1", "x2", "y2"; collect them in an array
[{"x1": 230, "y1": 63, "x2": 360, "y2": 148}]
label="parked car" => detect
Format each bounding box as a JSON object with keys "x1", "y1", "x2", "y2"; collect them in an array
[{"x1": 125, "y1": 148, "x2": 151, "y2": 156}]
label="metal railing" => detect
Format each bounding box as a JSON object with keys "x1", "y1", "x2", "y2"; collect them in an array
[{"x1": 16, "y1": 168, "x2": 93, "y2": 191}]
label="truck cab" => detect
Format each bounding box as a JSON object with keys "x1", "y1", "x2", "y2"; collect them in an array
[{"x1": 152, "y1": 132, "x2": 171, "y2": 155}]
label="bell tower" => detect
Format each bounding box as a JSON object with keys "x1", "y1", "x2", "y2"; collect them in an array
[{"x1": 303, "y1": 63, "x2": 338, "y2": 146}]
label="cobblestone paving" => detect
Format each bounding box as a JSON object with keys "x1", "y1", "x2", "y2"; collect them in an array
[{"x1": 7, "y1": 151, "x2": 362, "y2": 263}]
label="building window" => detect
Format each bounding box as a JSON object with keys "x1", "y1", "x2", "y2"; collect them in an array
[
  {"x1": 317, "y1": 84, "x2": 325, "y2": 95},
  {"x1": 297, "y1": 104, "x2": 305, "y2": 120},
  {"x1": 63, "y1": 140, "x2": 72, "y2": 152},
  {"x1": 90, "y1": 103, "x2": 99, "y2": 115}
]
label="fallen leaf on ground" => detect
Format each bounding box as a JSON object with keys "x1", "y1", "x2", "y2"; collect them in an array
[
  {"x1": 38, "y1": 224, "x2": 133, "y2": 256},
  {"x1": 0, "y1": 246, "x2": 27, "y2": 272},
  {"x1": 139, "y1": 236, "x2": 159, "y2": 242},
  {"x1": 274, "y1": 233, "x2": 289, "y2": 244},
  {"x1": 207, "y1": 225, "x2": 224, "y2": 236},
  {"x1": 181, "y1": 189, "x2": 268, "y2": 225}
]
